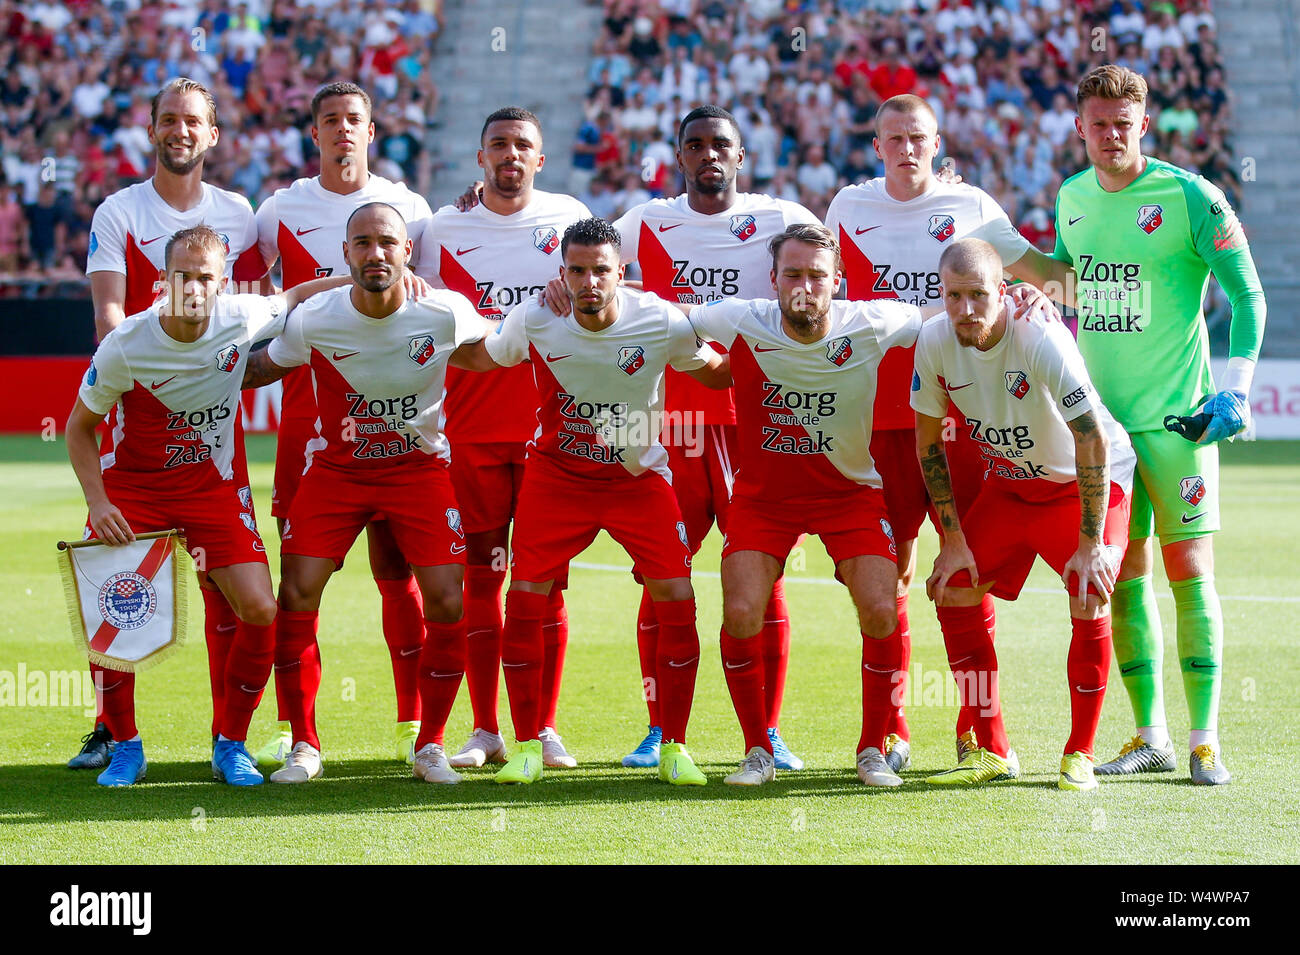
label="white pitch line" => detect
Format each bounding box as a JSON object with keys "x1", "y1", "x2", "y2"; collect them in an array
[{"x1": 569, "y1": 561, "x2": 1300, "y2": 604}]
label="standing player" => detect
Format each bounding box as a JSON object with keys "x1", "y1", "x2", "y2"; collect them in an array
[
  {"x1": 1053, "y1": 66, "x2": 1266, "y2": 784},
  {"x1": 252, "y1": 82, "x2": 437, "y2": 767},
  {"x1": 242, "y1": 203, "x2": 491, "y2": 784},
  {"x1": 547, "y1": 106, "x2": 821, "y2": 769},
  {"x1": 479, "y1": 218, "x2": 728, "y2": 786},
  {"x1": 421, "y1": 108, "x2": 590, "y2": 770},
  {"x1": 71, "y1": 77, "x2": 266, "y2": 770},
  {"x1": 913, "y1": 239, "x2": 1136, "y2": 791},
  {"x1": 66, "y1": 224, "x2": 343, "y2": 786},
  {"x1": 824, "y1": 93, "x2": 1074, "y2": 772},
  {"x1": 686, "y1": 224, "x2": 925, "y2": 789}
]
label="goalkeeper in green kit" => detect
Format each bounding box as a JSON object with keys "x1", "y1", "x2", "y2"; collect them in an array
[{"x1": 1051, "y1": 65, "x2": 1266, "y2": 785}]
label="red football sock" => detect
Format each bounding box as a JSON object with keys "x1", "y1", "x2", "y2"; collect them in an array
[
  {"x1": 376, "y1": 576, "x2": 424, "y2": 723},
  {"x1": 220, "y1": 617, "x2": 276, "y2": 741},
  {"x1": 857, "y1": 625, "x2": 904, "y2": 754},
  {"x1": 202, "y1": 587, "x2": 238, "y2": 738},
  {"x1": 1065, "y1": 616, "x2": 1112, "y2": 756},
  {"x1": 501, "y1": 590, "x2": 547, "y2": 742},
  {"x1": 464, "y1": 565, "x2": 506, "y2": 734},
  {"x1": 761, "y1": 577, "x2": 791, "y2": 730},
  {"x1": 885, "y1": 592, "x2": 911, "y2": 741},
  {"x1": 719, "y1": 627, "x2": 769, "y2": 754},
  {"x1": 414, "y1": 617, "x2": 469, "y2": 748},
  {"x1": 275, "y1": 609, "x2": 322, "y2": 750},
  {"x1": 635, "y1": 588, "x2": 661, "y2": 726},
  {"x1": 937, "y1": 600, "x2": 1007, "y2": 757},
  {"x1": 654, "y1": 599, "x2": 699, "y2": 744},
  {"x1": 91, "y1": 661, "x2": 137, "y2": 741},
  {"x1": 541, "y1": 588, "x2": 568, "y2": 730}
]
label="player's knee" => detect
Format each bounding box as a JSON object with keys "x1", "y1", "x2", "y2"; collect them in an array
[
  {"x1": 278, "y1": 576, "x2": 319, "y2": 612},
  {"x1": 422, "y1": 588, "x2": 463, "y2": 623},
  {"x1": 858, "y1": 597, "x2": 898, "y2": 640},
  {"x1": 237, "y1": 593, "x2": 279, "y2": 628},
  {"x1": 722, "y1": 595, "x2": 764, "y2": 639},
  {"x1": 1119, "y1": 538, "x2": 1152, "y2": 579}
]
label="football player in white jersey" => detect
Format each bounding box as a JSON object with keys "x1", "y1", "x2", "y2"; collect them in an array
[
  {"x1": 913, "y1": 239, "x2": 1135, "y2": 792},
  {"x1": 71, "y1": 77, "x2": 265, "y2": 770},
  {"x1": 66, "y1": 224, "x2": 346, "y2": 786},
  {"x1": 422, "y1": 108, "x2": 590, "y2": 771},
  {"x1": 824, "y1": 94, "x2": 1074, "y2": 772},
  {"x1": 251, "y1": 82, "x2": 438, "y2": 769}
]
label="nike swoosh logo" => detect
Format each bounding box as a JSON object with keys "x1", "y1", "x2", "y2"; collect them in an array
[
  {"x1": 947, "y1": 382, "x2": 975, "y2": 391},
  {"x1": 863, "y1": 663, "x2": 896, "y2": 673},
  {"x1": 657, "y1": 224, "x2": 683, "y2": 232},
  {"x1": 724, "y1": 661, "x2": 748, "y2": 670},
  {"x1": 239, "y1": 684, "x2": 261, "y2": 694},
  {"x1": 399, "y1": 647, "x2": 421, "y2": 657},
  {"x1": 1180, "y1": 513, "x2": 1205, "y2": 524},
  {"x1": 668, "y1": 657, "x2": 699, "y2": 668},
  {"x1": 456, "y1": 246, "x2": 481, "y2": 255},
  {"x1": 546, "y1": 353, "x2": 572, "y2": 362},
  {"x1": 150, "y1": 376, "x2": 177, "y2": 390},
  {"x1": 502, "y1": 662, "x2": 527, "y2": 668},
  {"x1": 1062, "y1": 771, "x2": 1087, "y2": 785},
  {"x1": 450, "y1": 543, "x2": 467, "y2": 554},
  {"x1": 671, "y1": 763, "x2": 681, "y2": 779},
  {"x1": 1189, "y1": 661, "x2": 1216, "y2": 670},
  {"x1": 1120, "y1": 663, "x2": 1144, "y2": 675},
  {"x1": 855, "y1": 226, "x2": 882, "y2": 235},
  {"x1": 430, "y1": 671, "x2": 463, "y2": 679},
  {"x1": 1074, "y1": 685, "x2": 1106, "y2": 693},
  {"x1": 296, "y1": 226, "x2": 323, "y2": 236},
  {"x1": 332, "y1": 351, "x2": 360, "y2": 361},
  {"x1": 753, "y1": 345, "x2": 782, "y2": 353},
  {"x1": 467, "y1": 628, "x2": 494, "y2": 638},
  {"x1": 139, "y1": 235, "x2": 165, "y2": 245},
  {"x1": 1068, "y1": 215, "x2": 1086, "y2": 226},
  {"x1": 638, "y1": 623, "x2": 657, "y2": 631}
]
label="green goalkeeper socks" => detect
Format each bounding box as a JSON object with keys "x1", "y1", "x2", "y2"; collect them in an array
[
  {"x1": 1112, "y1": 575, "x2": 1166, "y2": 730},
  {"x1": 1172, "y1": 575, "x2": 1224, "y2": 733}
]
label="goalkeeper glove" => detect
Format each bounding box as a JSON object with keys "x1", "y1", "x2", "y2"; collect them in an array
[{"x1": 1164, "y1": 391, "x2": 1250, "y2": 444}]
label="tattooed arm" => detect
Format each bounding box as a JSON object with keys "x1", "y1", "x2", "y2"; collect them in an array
[
  {"x1": 916, "y1": 411, "x2": 979, "y2": 604},
  {"x1": 242, "y1": 346, "x2": 293, "y2": 389},
  {"x1": 1062, "y1": 409, "x2": 1117, "y2": 604}
]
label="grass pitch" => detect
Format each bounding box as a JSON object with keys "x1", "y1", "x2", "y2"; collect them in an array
[{"x1": 1, "y1": 435, "x2": 1297, "y2": 864}]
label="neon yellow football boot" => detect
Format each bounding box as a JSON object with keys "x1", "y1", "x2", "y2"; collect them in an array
[
  {"x1": 926, "y1": 747, "x2": 1014, "y2": 786},
  {"x1": 395, "y1": 720, "x2": 420, "y2": 765},
  {"x1": 658, "y1": 742, "x2": 707, "y2": 786},
  {"x1": 1059, "y1": 751, "x2": 1099, "y2": 792},
  {"x1": 252, "y1": 721, "x2": 293, "y2": 769},
  {"x1": 494, "y1": 739, "x2": 543, "y2": 784}
]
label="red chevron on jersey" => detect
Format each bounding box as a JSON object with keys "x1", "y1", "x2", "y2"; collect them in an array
[
  {"x1": 438, "y1": 246, "x2": 503, "y2": 316},
  {"x1": 276, "y1": 221, "x2": 327, "y2": 290},
  {"x1": 838, "y1": 225, "x2": 899, "y2": 302},
  {"x1": 840, "y1": 223, "x2": 914, "y2": 431},
  {"x1": 124, "y1": 233, "x2": 164, "y2": 316}
]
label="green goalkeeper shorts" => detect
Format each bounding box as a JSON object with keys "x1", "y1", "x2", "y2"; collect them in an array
[{"x1": 1128, "y1": 429, "x2": 1220, "y2": 544}]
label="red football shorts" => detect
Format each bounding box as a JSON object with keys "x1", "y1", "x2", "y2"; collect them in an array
[
  {"x1": 95, "y1": 478, "x2": 268, "y2": 570},
  {"x1": 948, "y1": 479, "x2": 1131, "y2": 600},
  {"x1": 282, "y1": 463, "x2": 467, "y2": 569},
  {"x1": 272, "y1": 416, "x2": 316, "y2": 520},
  {"x1": 510, "y1": 457, "x2": 692, "y2": 584},
  {"x1": 449, "y1": 441, "x2": 527, "y2": 535},
  {"x1": 666, "y1": 423, "x2": 737, "y2": 552},
  {"x1": 872, "y1": 417, "x2": 984, "y2": 542},
  {"x1": 723, "y1": 485, "x2": 898, "y2": 570}
]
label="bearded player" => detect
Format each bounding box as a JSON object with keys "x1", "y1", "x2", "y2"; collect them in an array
[
  {"x1": 71, "y1": 77, "x2": 267, "y2": 770},
  {"x1": 421, "y1": 108, "x2": 590, "y2": 770},
  {"x1": 251, "y1": 82, "x2": 438, "y2": 768},
  {"x1": 1054, "y1": 66, "x2": 1266, "y2": 785},
  {"x1": 824, "y1": 93, "x2": 1075, "y2": 772}
]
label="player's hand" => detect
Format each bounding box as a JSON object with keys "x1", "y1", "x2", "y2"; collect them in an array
[
  {"x1": 1062, "y1": 539, "x2": 1119, "y2": 604},
  {"x1": 1197, "y1": 390, "x2": 1251, "y2": 444},
  {"x1": 454, "y1": 181, "x2": 485, "y2": 212},
  {"x1": 926, "y1": 539, "x2": 978, "y2": 605},
  {"x1": 402, "y1": 272, "x2": 432, "y2": 300},
  {"x1": 936, "y1": 158, "x2": 963, "y2": 185},
  {"x1": 89, "y1": 500, "x2": 135, "y2": 546},
  {"x1": 1008, "y1": 283, "x2": 1061, "y2": 323},
  {"x1": 540, "y1": 276, "x2": 572, "y2": 316}
]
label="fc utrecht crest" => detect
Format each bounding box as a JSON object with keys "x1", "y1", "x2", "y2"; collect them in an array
[
  {"x1": 826, "y1": 336, "x2": 852, "y2": 366},
  {"x1": 1137, "y1": 204, "x2": 1163, "y2": 234},
  {"x1": 618, "y1": 345, "x2": 646, "y2": 375},
  {"x1": 446, "y1": 507, "x2": 465, "y2": 538},
  {"x1": 1180, "y1": 475, "x2": 1206, "y2": 506},
  {"x1": 1005, "y1": 370, "x2": 1030, "y2": 399},
  {"x1": 928, "y1": 214, "x2": 956, "y2": 242},
  {"x1": 533, "y1": 226, "x2": 560, "y2": 255},
  {"x1": 214, "y1": 344, "x2": 239, "y2": 372},
  {"x1": 729, "y1": 214, "x2": 757, "y2": 241},
  {"x1": 409, "y1": 335, "x2": 436, "y2": 366}
]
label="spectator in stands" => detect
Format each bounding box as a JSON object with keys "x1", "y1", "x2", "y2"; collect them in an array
[
  {"x1": 0, "y1": 183, "x2": 27, "y2": 273},
  {"x1": 795, "y1": 142, "x2": 837, "y2": 219}
]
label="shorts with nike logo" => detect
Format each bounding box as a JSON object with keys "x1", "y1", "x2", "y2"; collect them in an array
[
  {"x1": 1128, "y1": 429, "x2": 1219, "y2": 543},
  {"x1": 281, "y1": 462, "x2": 466, "y2": 569}
]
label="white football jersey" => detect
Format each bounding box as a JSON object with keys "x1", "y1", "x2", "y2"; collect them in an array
[
  {"x1": 421, "y1": 190, "x2": 590, "y2": 445},
  {"x1": 614, "y1": 192, "x2": 820, "y2": 423},
  {"x1": 80, "y1": 294, "x2": 288, "y2": 489},
  {"x1": 266, "y1": 286, "x2": 489, "y2": 473},
  {"x1": 911, "y1": 304, "x2": 1136, "y2": 491},
  {"x1": 486, "y1": 288, "x2": 713, "y2": 481},
  {"x1": 86, "y1": 180, "x2": 261, "y2": 316},
  {"x1": 688, "y1": 297, "x2": 923, "y2": 500}
]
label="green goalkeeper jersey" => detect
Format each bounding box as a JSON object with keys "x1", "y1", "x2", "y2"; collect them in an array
[{"x1": 1053, "y1": 157, "x2": 1264, "y2": 434}]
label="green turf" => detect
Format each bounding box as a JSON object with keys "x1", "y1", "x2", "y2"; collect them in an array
[{"x1": 2, "y1": 435, "x2": 1297, "y2": 864}]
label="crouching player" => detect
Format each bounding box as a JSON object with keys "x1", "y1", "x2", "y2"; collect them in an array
[
  {"x1": 913, "y1": 239, "x2": 1136, "y2": 791},
  {"x1": 66, "y1": 224, "x2": 345, "y2": 786},
  {"x1": 242, "y1": 202, "x2": 492, "y2": 784},
  {"x1": 473, "y1": 218, "x2": 729, "y2": 785}
]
